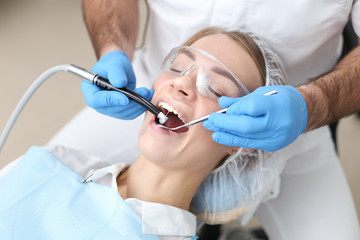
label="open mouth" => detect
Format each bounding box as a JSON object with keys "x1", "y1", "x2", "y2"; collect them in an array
[{"x1": 156, "y1": 101, "x2": 189, "y2": 133}]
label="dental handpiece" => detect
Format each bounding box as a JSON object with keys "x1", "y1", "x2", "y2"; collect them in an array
[{"x1": 68, "y1": 64, "x2": 168, "y2": 124}]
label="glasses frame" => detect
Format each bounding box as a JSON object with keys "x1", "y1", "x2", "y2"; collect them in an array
[{"x1": 161, "y1": 46, "x2": 250, "y2": 98}]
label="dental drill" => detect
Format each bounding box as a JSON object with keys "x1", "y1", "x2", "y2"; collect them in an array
[
  {"x1": 0, "y1": 64, "x2": 168, "y2": 152},
  {"x1": 68, "y1": 65, "x2": 168, "y2": 124}
]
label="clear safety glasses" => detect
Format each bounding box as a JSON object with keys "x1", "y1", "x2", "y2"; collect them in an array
[{"x1": 161, "y1": 46, "x2": 250, "y2": 100}]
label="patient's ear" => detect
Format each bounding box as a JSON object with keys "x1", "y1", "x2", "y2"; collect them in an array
[
  {"x1": 227, "y1": 147, "x2": 257, "y2": 156},
  {"x1": 213, "y1": 147, "x2": 239, "y2": 169},
  {"x1": 227, "y1": 147, "x2": 239, "y2": 155},
  {"x1": 239, "y1": 148, "x2": 257, "y2": 154}
]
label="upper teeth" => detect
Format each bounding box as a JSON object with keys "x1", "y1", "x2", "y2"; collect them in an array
[{"x1": 158, "y1": 101, "x2": 185, "y2": 123}]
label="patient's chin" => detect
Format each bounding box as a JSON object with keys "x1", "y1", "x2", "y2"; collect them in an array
[{"x1": 138, "y1": 133, "x2": 171, "y2": 163}]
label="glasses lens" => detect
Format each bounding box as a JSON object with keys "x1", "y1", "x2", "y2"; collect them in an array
[{"x1": 161, "y1": 47, "x2": 249, "y2": 100}]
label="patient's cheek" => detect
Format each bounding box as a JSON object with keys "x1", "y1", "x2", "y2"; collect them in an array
[{"x1": 152, "y1": 74, "x2": 169, "y2": 90}]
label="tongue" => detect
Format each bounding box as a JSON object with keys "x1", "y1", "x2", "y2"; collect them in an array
[{"x1": 164, "y1": 112, "x2": 188, "y2": 133}]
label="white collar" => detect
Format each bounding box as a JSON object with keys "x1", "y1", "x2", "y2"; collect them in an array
[
  {"x1": 84, "y1": 163, "x2": 197, "y2": 238},
  {"x1": 83, "y1": 162, "x2": 127, "y2": 188}
]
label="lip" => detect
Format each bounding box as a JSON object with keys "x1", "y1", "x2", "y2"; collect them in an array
[{"x1": 156, "y1": 96, "x2": 190, "y2": 124}]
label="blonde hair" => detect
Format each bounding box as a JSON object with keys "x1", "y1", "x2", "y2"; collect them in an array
[{"x1": 183, "y1": 27, "x2": 266, "y2": 86}]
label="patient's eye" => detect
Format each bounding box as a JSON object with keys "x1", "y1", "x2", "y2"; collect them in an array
[
  {"x1": 208, "y1": 86, "x2": 222, "y2": 98},
  {"x1": 165, "y1": 60, "x2": 186, "y2": 77},
  {"x1": 170, "y1": 67, "x2": 182, "y2": 73},
  {"x1": 170, "y1": 59, "x2": 188, "y2": 73},
  {"x1": 168, "y1": 53, "x2": 194, "y2": 75}
]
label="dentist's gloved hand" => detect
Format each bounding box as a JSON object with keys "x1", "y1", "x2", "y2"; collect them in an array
[
  {"x1": 81, "y1": 51, "x2": 154, "y2": 119},
  {"x1": 203, "y1": 86, "x2": 308, "y2": 152}
]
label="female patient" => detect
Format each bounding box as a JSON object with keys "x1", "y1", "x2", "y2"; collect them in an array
[{"x1": 0, "y1": 27, "x2": 286, "y2": 239}]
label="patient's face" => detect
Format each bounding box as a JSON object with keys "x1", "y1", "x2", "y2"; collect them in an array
[{"x1": 138, "y1": 33, "x2": 262, "y2": 172}]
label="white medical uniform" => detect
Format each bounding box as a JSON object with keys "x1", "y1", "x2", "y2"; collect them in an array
[
  {"x1": 0, "y1": 145, "x2": 197, "y2": 240},
  {"x1": 48, "y1": 0, "x2": 360, "y2": 239}
]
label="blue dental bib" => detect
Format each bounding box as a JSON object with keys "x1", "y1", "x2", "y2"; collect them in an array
[{"x1": 0, "y1": 146, "x2": 159, "y2": 240}]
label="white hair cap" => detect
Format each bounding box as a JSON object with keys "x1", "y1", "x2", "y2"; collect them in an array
[{"x1": 189, "y1": 32, "x2": 288, "y2": 225}]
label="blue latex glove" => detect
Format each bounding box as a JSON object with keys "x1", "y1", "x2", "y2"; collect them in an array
[
  {"x1": 202, "y1": 86, "x2": 308, "y2": 152},
  {"x1": 81, "y1": 51, "x2": 154, "y2": 119}
]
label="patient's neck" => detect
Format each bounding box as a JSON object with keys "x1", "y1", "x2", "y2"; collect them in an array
[{"x1": 117, "y1": 154, "x2": 209, "y2": 210}]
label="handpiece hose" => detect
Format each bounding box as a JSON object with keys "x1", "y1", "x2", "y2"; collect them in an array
[
  {"x1": 0, "y1": 65, "x2": 71, "y2": 152},
  {"x1": 68, "y1": 65, "x2": 168, "y2": 124},
  {"x1": 0, "y1": 64, "x2": 167, "y2": 155}
]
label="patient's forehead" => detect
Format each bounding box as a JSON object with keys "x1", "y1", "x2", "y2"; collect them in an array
[{"x1": 190, "y1": 34, "x2": 263, "y2": 92}]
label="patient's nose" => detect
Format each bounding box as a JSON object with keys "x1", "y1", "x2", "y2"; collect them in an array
[{"x1": 171, "y1": 71, "x2": 198, "y2": 100}]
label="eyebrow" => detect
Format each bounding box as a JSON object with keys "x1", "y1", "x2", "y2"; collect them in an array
[
  {"x1": 210, "y1": 66, "x2": 242, "y2": 88},
  {"x1": 181, "y1": 49, "x2": 196, "y2": 60}
]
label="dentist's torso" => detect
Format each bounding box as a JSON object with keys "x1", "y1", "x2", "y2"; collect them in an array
[{"x1": 134, "y1": 0, "x2": 353, "y2": 88}]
